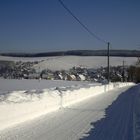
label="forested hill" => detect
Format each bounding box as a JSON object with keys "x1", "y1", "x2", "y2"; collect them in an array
[{"x1": 1, "y1": 50, "x2": 140, "y2": 57}]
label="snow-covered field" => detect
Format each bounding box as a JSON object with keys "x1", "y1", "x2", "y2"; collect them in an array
[
  {"x1": 0, "y1": 78, "x2": 134, "y2": 131},
  {"x1": 0, "y1": 55, "x2": 137, "y2": 70},
  {"x1": 33, "y1": 56, "x2": 137, "y2": 71},
  {"x1": 0, "y1": 79, "x2": 96, "y2": 92}
]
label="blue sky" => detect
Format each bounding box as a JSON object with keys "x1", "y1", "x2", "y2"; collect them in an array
[{"x1": 0, "y1": 0, "x2": 140, "y2": 53}]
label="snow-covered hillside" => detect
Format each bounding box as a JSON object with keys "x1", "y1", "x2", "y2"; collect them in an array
[
  {"x1": 32, "y1": 56, "x2": 137, "y2": 71},
  {"x1": 0, "y1": 56, "x2": 137, "y2": 71}
]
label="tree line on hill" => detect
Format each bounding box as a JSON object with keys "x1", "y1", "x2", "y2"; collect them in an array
[{"x1": 1, "y1": 50, "x2": 140, "y2": 57}]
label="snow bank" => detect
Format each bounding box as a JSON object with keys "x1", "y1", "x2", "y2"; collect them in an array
[{"x1": 0, "y1": 82, "x2": 134, "y2": 131}]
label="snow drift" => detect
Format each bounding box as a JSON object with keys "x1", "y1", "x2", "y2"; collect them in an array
[{"x1": 0, "y1": 82, "x2": 134, "y2": 131}]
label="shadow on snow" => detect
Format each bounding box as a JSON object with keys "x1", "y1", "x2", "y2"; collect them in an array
[{"x1": 80, "y1": 85, "x2": 139, "y2": 140}]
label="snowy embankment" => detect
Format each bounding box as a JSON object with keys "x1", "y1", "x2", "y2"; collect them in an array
[{"x1": 0, "y1": 82, "x2": 134, "y2": 131}]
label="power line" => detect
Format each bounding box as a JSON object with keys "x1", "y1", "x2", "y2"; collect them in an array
[
  {"x1": 58, "y1": 0, "x2": 110, "y2": 83},
  {"x1": 58, "y1": 0, "x2": 107, "y2": 44}
]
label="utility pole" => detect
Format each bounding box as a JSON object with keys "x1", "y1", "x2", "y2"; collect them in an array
[
  {"x1": 107, "y1": 42, "x2": 110, "y2": 83},
  {"x1": 122, "y1": 60, "x2": 125, "y2": 82}
]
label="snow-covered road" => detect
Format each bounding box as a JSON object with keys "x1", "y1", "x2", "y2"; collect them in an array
[{"x1": 0, "y1": 85, "x2": 139, "y2": 140}]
